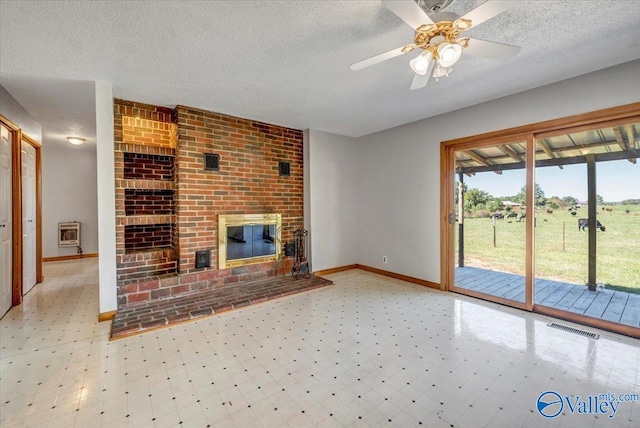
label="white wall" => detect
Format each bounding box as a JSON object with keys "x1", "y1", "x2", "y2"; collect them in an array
[
  {"x1": 356, "y1": 60, "x2": 640, "y2": 283},
  {"x1": 0, "y1": 85, "x2": 42, "y2": 143},
  {"x1": 95, "y1": 82, "x2": 117, "y2": 314},
  {"x1": 308, "y1": 129, "x2": 359, "y2": 272},
  {"x1": 41, "y1": 146, "x2": 98, "y2": 257}
]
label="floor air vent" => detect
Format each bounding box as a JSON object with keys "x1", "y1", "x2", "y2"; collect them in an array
[{"x1": 547, "y1": 322, "x2": 599, "y2": 339}]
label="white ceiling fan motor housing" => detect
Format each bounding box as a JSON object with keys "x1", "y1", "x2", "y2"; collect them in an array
[
  {"x1": 416, "y1": 0, "x2": 456, "y2": 14},
  {"x1": 427, "y1": 11, "x2": 461, "y2": 24}
]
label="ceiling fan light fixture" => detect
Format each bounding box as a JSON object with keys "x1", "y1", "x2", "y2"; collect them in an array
[
  {"x1": 66, "y1": 136, "x2": 86, "y2": 145},
  {"x1": 432, "y1": 63, "x2": 452, "y2": 82},
  {"x1": 351, "y1": 0, "x2": 521, "y2": 90},
  {"x1": 429, "y1": 35, "x2": 445, "y2": 47},
  {"x1": 437, "y1": 42, "x2": 462, "y2": 67},
  {"x1": 409, "y1": 51, "x2": 432, "y2": 75}
]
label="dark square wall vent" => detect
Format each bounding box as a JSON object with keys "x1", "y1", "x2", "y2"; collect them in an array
[
  {"x1": 284, "y1": 241, "x2": 295, "y2": 257},
  {"x1": 195, "y1": 250, "x2": 211, "y2": 269},
  {"x1": 204, "y1": 153, "x2": 220, "y2": 171},
  {"x1": 279, "y1": 161, "x2": 290, "y2": 177}
]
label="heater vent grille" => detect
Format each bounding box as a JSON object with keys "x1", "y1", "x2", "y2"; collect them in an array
[{"x1": 547, "y1": 322, "x2": 599, "y2": 339}]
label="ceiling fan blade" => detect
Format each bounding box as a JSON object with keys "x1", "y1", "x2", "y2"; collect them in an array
[
  {"x1": 382, "y1": 0, "x2": 434, "y2": 30},
  {"x1": 410, "y1": 61, "x2": 435, "y2": 90},
  {"x1": 350, "y1": 45, "x2": 409, "y2": 71},
  {"x1": 463, "y1": 38, "x2": 521, "y2": 61},
  {"x1": 460, "y1": 0, "x2": 518, "y2": 28}
]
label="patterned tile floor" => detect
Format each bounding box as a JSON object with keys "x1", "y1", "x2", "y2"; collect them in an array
[
  {"x1": 1, "y1": 258, "x2": 639, "y2": 427},
  {"x1": 111, "y1": 274, "x2": 334, "y2": 339}
]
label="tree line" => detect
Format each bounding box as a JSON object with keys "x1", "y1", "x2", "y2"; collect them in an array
[{"x1": 455, "y1": 182, "x2": 632, "y2": 218}]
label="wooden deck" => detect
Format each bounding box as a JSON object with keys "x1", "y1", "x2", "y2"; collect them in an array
[{"x1": 455, "y1": 266, "x2": 640, "y2": 328}]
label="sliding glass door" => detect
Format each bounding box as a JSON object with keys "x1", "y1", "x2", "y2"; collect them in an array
[
  {"x1": 534, "y1": 122, "x2": 640, "y2": 331},
  {"x1": 441, "y1": 105, "x2": 640, "y2": 337},
  {"x1": 452, "y1": 140, "x2": 528, "y2": 308}
]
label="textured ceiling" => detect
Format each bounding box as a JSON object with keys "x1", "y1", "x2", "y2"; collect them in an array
[{"x1": 1, "y1": 0, "x2": 639, "y2": 150}]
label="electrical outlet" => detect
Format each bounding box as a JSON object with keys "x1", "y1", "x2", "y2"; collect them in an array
[{"x1": 382, "y1": 255, "x2": 388, "y2": 264}]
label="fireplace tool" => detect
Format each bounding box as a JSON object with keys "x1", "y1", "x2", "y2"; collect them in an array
[{"x1": 291, "y1": 229, "x2": 310, "y2": 279}]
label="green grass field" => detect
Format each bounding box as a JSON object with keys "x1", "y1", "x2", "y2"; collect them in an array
[{"x1": 455, "y1": 205, "x2": 640, "y2": 291}]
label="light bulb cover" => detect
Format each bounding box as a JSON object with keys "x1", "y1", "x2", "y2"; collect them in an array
[
  {"x1": 432, "y1": 63, "x2": 452, "y2": 81},
  {"x1": 409, "y1": 51, "x2": 432, "y2": 75},
  {"x1": 437, "y1": 42, "x2": 462, "y2": 68},
  {"x1": 66, "y1": 137, "x2": 86, "y2": 145}
]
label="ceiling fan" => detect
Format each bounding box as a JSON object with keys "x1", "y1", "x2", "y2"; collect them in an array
[{"x1": 351, "y1": 0, "x2": 521, "y2": 90}]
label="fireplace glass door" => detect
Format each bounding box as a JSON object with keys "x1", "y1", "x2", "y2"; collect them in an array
[
  {"x1": 227, "y1": 224, "x2": 276, "y2": 261},
  {"x1": 218, "y1": 213, "x2": 282, "y2": 269}
]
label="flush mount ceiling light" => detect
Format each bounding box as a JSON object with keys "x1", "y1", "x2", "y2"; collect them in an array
[
  {"x1": 66, "y1": 137, "x2": 86, "y2": 145},
  {"x1": 351, "y1": 0, "x2": 522, "y2": 90}
]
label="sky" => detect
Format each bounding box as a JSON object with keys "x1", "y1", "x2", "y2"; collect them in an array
[{"x1": 465, "y1": 159, "x2": 640, "y2": 203}]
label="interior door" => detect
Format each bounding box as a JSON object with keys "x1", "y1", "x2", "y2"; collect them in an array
[
  {"x1": 22, "y1": 141, "x2": 36, "y2": 294},
  {"x1": 1, "y1": 125, "x2": 12, "y2": 317}
]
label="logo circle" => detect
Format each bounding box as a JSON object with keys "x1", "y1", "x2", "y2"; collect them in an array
[{"x1": 537, "y1": 391, "x2": 563, "y2": 418}]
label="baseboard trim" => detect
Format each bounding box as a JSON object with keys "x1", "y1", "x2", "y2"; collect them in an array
[
  {"x1": 356, "y1": 264, "x2": 442, "y2": 290},
  {"x1": 98, "y1": 310, "x2": 117, "y2": 322},
  {"x1": 313, "y1": 264, "x2": 358, "y2": 276},
  {"x1": 313, "y1": 263, "x2": 442, "y2": 290},
  {"x1": 43, "y1": 253, "x2": 98, "y2": 262}
]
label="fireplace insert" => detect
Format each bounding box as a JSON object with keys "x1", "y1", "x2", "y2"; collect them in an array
[{"x1": 218, "y1": 213, "x2": 282, "y2": 269}]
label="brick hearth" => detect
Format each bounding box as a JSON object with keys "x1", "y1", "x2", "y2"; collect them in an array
[{"x1": 111, "y1": 274, "x2": 332, "y2": 339}]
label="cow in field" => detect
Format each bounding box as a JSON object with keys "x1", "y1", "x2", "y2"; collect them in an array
[
  {"x1": 578, "y1": 218, "x2": 605, "y2": 232},
  {"x1": 518, "y1": 212, "x2": 526, "y2": 222},
  {"x1": 490, "y1": 213, "x2": 504, "y2": 220},
  {"x1": 506, "y1": 211, "x2": 518, "y2": 219}
]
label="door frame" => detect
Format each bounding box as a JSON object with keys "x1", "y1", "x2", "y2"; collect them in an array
[
  {"x1": 22, "y1": 133, "x2": 43, "y2": 287},
  {"x1": 441, "y1": 132, "x2": 533, "y2": 311},
  {"x1": 0, "y1": 115, "x2": 43, "y2": 307},
  {"x1": 440, "y1": 102, "x2": 640, "y2": 337}
]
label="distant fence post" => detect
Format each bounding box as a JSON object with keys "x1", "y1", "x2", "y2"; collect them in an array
[{"x1": 492, "y1": 216, "x2": 496, "y2": 248}]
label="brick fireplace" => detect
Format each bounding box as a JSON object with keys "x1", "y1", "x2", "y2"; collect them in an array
[{"x1": 114, "y1": 100, "x2": 303, "y2": 307}]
